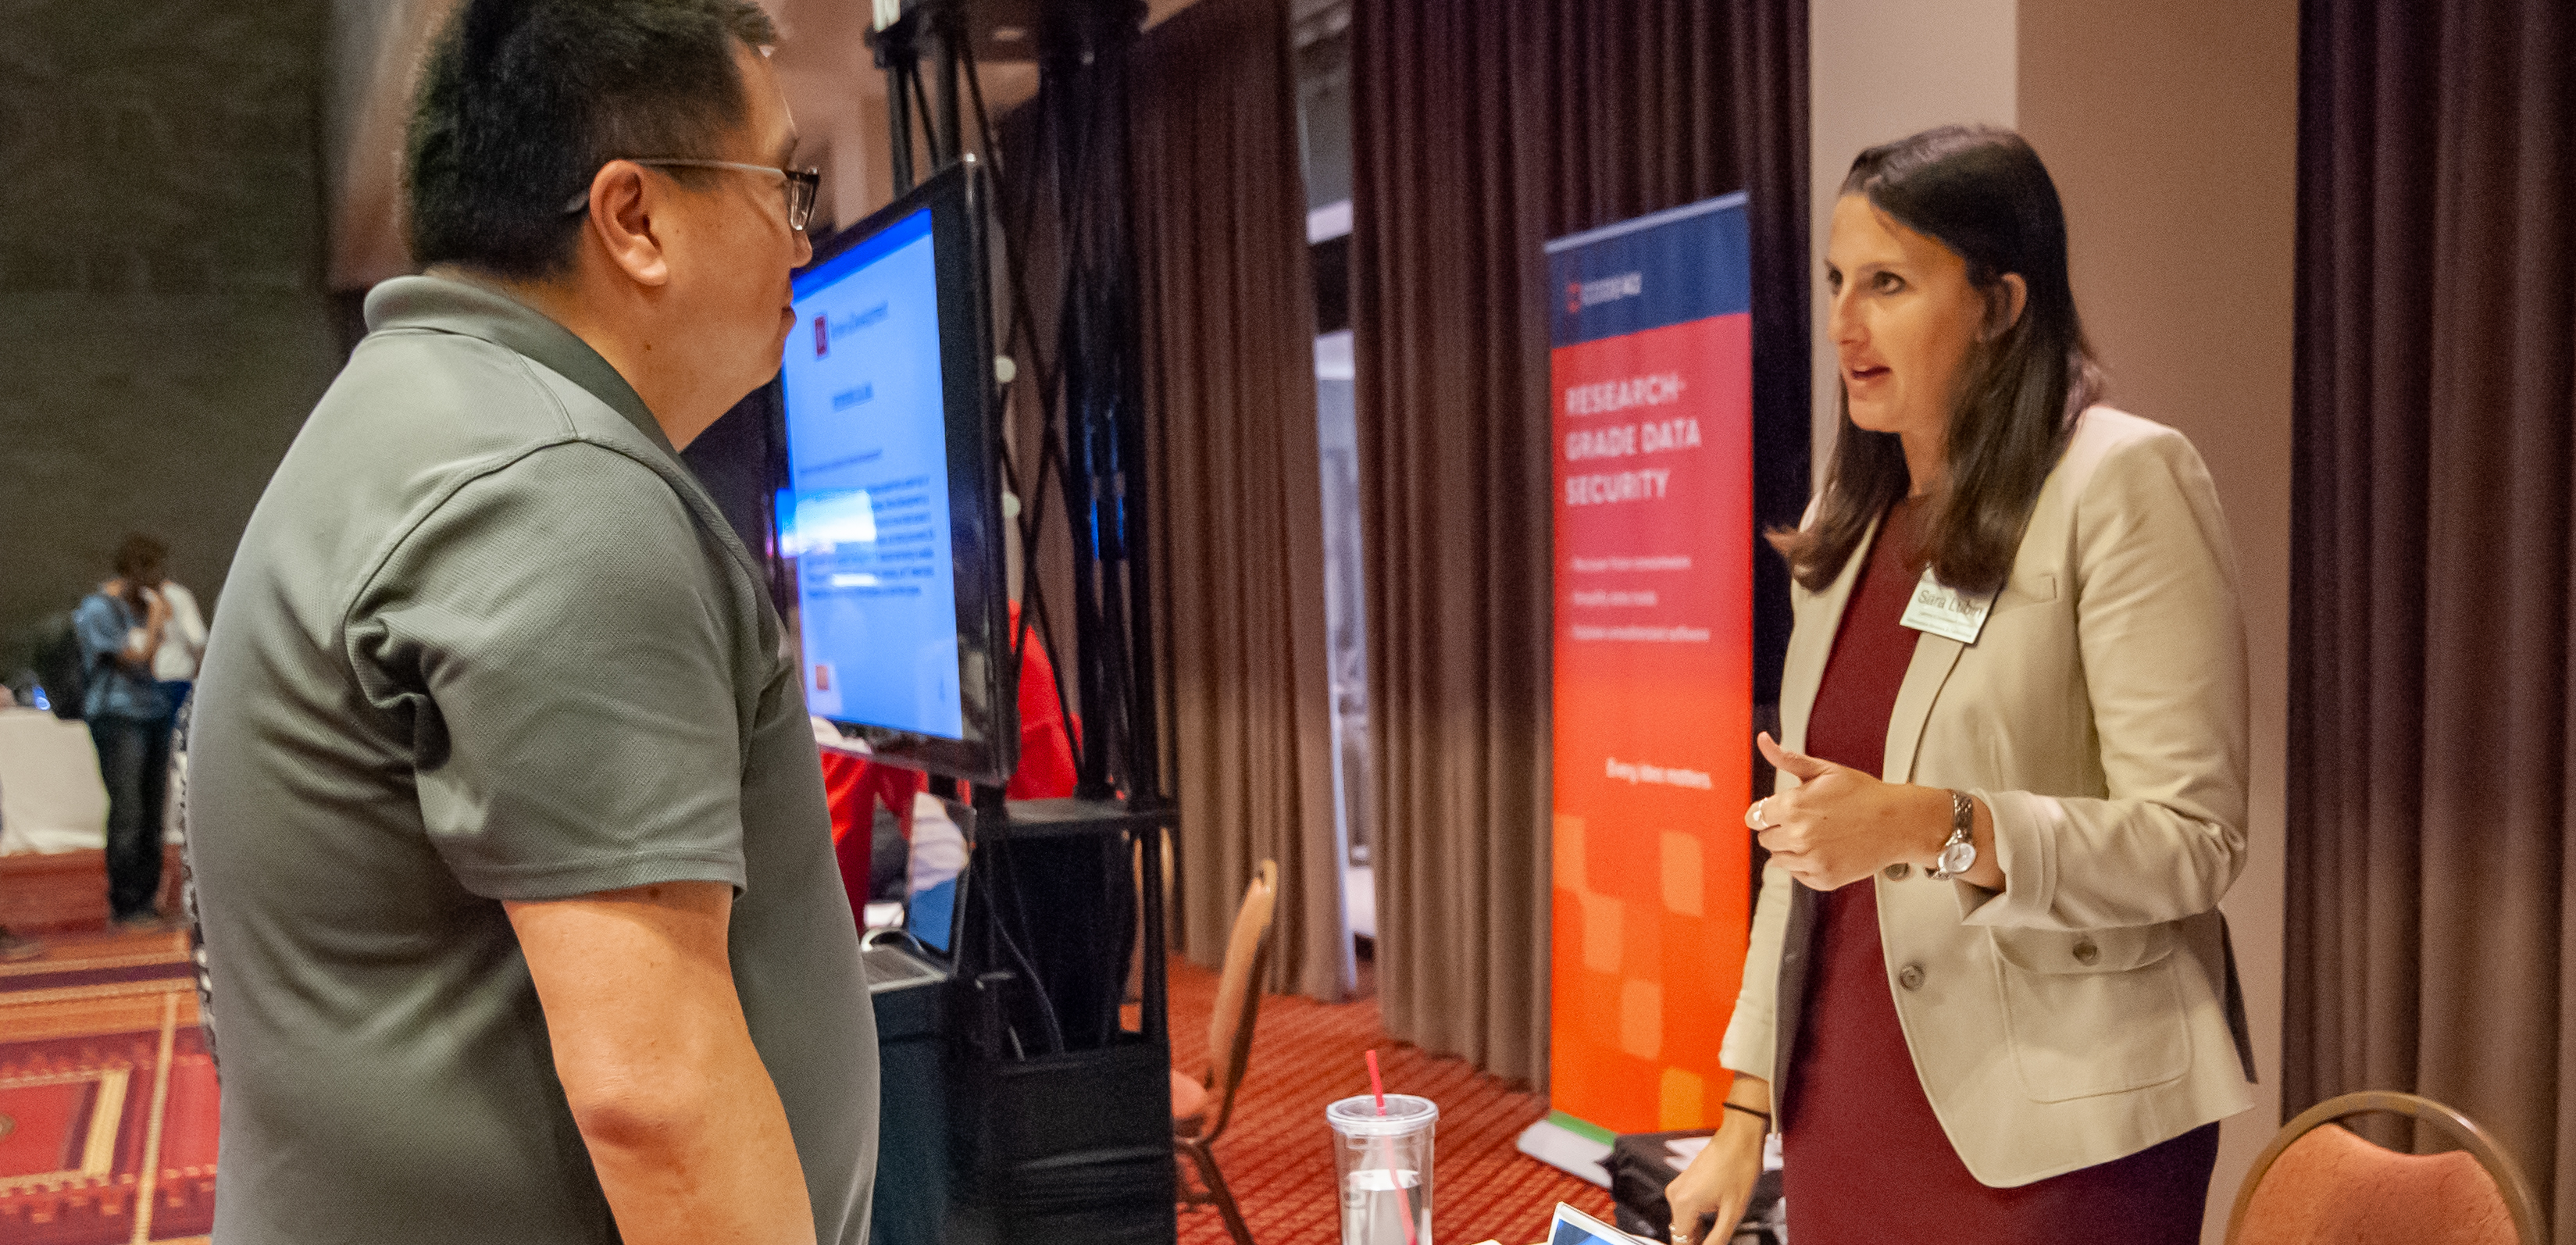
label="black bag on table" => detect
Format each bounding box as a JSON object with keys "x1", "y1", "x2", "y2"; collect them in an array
[{"x1": 1603, "y1": 1129, "x2": 1782, "y2": 1244}]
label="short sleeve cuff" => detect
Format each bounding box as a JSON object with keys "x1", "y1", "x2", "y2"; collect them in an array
[{"x1": 450, "y1": 847, "x2": 747, "y2": 903}]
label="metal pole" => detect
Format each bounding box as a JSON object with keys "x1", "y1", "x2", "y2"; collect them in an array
[
  {"x1": 929, "y1": 2, "x2": 962, "y2": 169},
  {"x1": 886, "y1": 53, "x2": 915, "y2": 195},
  {"x1": 872, "y1": 4, "x2": 934, "y2": 195}
]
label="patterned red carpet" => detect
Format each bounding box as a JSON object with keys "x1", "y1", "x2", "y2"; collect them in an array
[
  {"x1": 1161, "y1": 954, "x2": 1616, "y2": 1245},
  {"x1": 0, "y1": 920, "x2": 1610, "y2": 1245},
  {"x1": 0, "y1": 926, "x2": 214, "y2": 1245}
]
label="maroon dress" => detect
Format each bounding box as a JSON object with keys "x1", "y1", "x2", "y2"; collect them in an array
[{"x1": 1777, "y1": 498, "x2": 2217, "y2": 1245}]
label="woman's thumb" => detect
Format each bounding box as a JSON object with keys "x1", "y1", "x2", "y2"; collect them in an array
[{"x1": 1757, "y1": 731, "x2": 1832, "y2": 781}]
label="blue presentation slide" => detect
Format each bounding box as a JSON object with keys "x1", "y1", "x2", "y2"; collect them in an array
[{"x1": 779, "y1": 208, "x2": 965, "y2": 739}]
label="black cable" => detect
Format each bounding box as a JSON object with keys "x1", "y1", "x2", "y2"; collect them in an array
[
  {"x1": 966, "y1": 840, "x2": 1060, "y2": 1056},
  {"x1": 909, "y1": 59, "x2": 939, "y2": 173},
  {"x1": 985, "y1": 841, "x2": 1067, "y2": 1054},
  {"x1": 960, "y1": 28, "x2": 1003, "y2": 184}
]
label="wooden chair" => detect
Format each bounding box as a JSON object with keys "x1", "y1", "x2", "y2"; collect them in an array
[
  {"x1": 2225, "y1": 1090, "x2": 2547, "y2": 1245},
  {"x1": 1172, "y1": 860, "x2": 1278, "y2": 1245}
]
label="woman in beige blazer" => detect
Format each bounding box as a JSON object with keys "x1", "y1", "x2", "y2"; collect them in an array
[{"x1": 1664, "y1": 127, "x2": 2254, "y2": 1244}]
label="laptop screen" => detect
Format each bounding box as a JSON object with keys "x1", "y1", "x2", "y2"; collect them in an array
[
  {"x1": 901, "y1": 794, "x2": 969, "y2": 956},
  {"x1": 908, "y1": 876, "x2": 958, "y2": 954}
]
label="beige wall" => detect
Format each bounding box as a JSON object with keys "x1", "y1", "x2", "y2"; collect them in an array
[
  {"x1": 1810, "y1": 2, "x2": 2299, "y2": 1240},
  {"x1": 2016, "y1": 4, "x2": 2298, "y2": 1239},
  {"x1": 1809, "y1": 0, "x2": 2018, "y2": 468}
]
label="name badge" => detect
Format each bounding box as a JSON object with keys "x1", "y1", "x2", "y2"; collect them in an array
[{"x1": 1899, "y1": 568, "x2": 1996, "y2": 645}]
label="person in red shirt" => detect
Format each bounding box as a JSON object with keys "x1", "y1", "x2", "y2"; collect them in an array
[{"x1": 819, "y1": 604, "x2": 1079, "y2": 927}]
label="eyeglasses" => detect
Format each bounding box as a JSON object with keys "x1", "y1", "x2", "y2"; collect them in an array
[{"x1": 561, "y1": 159, "x2": 822, "y2": 230}]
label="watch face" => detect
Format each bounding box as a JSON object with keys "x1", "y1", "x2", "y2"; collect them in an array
[{"x1": 1938, "y1": 840, "x2": 1977, "y2": 876}]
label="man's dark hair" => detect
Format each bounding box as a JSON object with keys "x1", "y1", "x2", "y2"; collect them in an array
[
  {"x1": 113, "y1": 533, "x2": 169, "y2": 580},
  {"x1": 405, "y1": 0, "x2": 779, "y2": 280},
  {"x1": 112, "y1": 533, "x2": 169, "y2": 613}
]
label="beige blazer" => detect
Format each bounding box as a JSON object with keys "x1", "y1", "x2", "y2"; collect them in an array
[{"x1": 1718, "y1": 406, "x2": 2257, "y2": 1187}]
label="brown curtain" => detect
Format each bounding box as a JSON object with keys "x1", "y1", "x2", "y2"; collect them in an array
[
  {"x1": 2286, "y1": 0, "x2": 2576, "y2": 1232},
  {"x1": 1129, "y1": 0, "x2": 1347, "y2": 1000},
  {"x1": 1350, "y1": 0, "x2": 1808, "y2": 1085}
]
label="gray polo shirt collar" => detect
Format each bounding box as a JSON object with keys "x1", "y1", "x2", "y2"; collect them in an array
[{"x1": 362, "y1": 273, "x2": 676, "y2": 457}]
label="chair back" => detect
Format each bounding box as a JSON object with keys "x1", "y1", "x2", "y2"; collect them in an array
[
  {"x1": 1201, "y1": 860, "x2": 1278, "y2": 1137},
  {"x1": 2226, "y1": 1091, "x2": 2546, "y2": 1245}
]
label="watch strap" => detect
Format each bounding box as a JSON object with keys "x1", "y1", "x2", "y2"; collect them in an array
[{"x1": 1929, "y1": 789, "x2": 1975, "y2": 880}]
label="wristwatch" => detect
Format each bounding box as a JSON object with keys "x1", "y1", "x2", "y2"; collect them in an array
[{"x1": 1928, "y1": 789, "x2": 1977, "y2": 880}]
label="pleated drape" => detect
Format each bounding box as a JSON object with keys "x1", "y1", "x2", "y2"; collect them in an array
[
  {"x1": 2286, "y1": 0, "x2": 2576, "y2": 1232},
  {"x1": 1350, "y1": 0, "x2": 1807, "y2": 1086},
  {"x1": 1128, "y1": 0, "x2": 1347, "y2": 1001}
]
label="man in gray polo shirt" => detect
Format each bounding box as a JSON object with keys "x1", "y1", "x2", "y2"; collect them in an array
[{"x1": 187, "y1": 2, "x2": 874, "y2": 1242}]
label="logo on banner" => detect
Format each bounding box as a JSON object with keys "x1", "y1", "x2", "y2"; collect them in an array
[
  {"x1": 814, "y1": 315, "x2": 830, "y2": 358},
  {"x1": 1568, "y1": 271, "x2": 1645, "y2": 315}
]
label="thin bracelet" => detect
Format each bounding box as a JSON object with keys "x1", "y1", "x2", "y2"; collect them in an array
[{"x1": 1721, "y1": 1101, "x2": 1771, "y2": 1126}]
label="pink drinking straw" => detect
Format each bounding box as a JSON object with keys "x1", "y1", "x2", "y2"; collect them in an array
[{"x1": 1365, "y1": 1049, "x2": 1421, "y2": 1245}]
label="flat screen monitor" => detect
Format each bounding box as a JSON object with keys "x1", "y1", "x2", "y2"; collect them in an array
[{"x1": 775, "y1": 159, "x2": 1015, "y2": 785}]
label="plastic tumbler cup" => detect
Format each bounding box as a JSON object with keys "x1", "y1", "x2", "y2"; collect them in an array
[{"x1": 1328, "y1": 1093, "x2": 1437, "y2": 1245}]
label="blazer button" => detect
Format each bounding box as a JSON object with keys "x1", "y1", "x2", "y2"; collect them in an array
[
  {"x1": 1883, "y1": 863, "x2": 1912, "y2": 881},
  {"x1": 1897, "y1": 964, "x2": 1925, "y2": 990},
  {"x1": 2072, "y1": 940, "x2": 2100, "y2": 966}
]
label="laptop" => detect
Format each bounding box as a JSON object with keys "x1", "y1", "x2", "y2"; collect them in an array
[
  {"x1": 860, "y1": 793, "x2": 971, "y2": 994},
  {"x1": 1547, "y1": 1203, "x2": 1647, "y2": 1245}
]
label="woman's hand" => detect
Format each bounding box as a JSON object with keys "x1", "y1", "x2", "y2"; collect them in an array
[
  {"x1": 1665, "y1": 1084, "x2": 1768, "y2": 1244},
  {"x1": 1750, "y1": 732, "x2": 1953, "y2": 890}
]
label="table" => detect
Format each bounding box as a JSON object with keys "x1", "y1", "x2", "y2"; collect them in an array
[{"x1": 0, "y1": 708, "x2": 109, "y2": 854}]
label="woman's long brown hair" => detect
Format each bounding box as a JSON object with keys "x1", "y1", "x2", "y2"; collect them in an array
[{"x1": 1772, "y1": 127, "x2": 2105, "y2": 596}]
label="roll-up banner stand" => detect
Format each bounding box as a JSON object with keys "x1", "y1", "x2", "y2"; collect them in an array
[{"x1": 1520, "y1": 194, "x2": 1755, "y2": 1183}]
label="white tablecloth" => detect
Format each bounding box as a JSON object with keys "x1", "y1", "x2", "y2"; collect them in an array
[
  {"x1": 0, "y1": 708, "x2": 183, "y2": 854},
  {"x1": 0, "y1": 708, "x2": 109, "y2": 854}
]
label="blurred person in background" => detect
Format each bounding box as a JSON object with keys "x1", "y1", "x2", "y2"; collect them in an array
[
  {"x1": 148, "y1": 555, "x2": 208, "y2": 719},
  {"x1": 74, "y1": 533, "x2": 177, "y2": 930}
]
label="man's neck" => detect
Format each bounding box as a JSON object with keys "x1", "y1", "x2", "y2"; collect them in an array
[{"x1": 430, "y1": 265, "x2": 712, "y2": 451}]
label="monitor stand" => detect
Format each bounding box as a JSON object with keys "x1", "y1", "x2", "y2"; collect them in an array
[{"x1": 937, "y1": 792, "x2": 1179, "y2": 1245}]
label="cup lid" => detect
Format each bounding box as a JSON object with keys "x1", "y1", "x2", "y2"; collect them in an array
[{"x1": 1327, "y1": 1093, "x2": 1439, "y2": 1136}]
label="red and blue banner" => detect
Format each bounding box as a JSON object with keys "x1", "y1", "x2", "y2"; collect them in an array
[{"x1": 1541, "y1": 194, "x2": 1755, "y2": 1145}]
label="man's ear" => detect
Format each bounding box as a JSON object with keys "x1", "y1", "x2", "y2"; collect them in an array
[{"x1": 583, "y1": 162, "x2": 672, "y2": 288}]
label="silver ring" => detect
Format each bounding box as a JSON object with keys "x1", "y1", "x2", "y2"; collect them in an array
[{"x1": 1744, "y1": 798, "x2": 1771, "y2": 831}]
